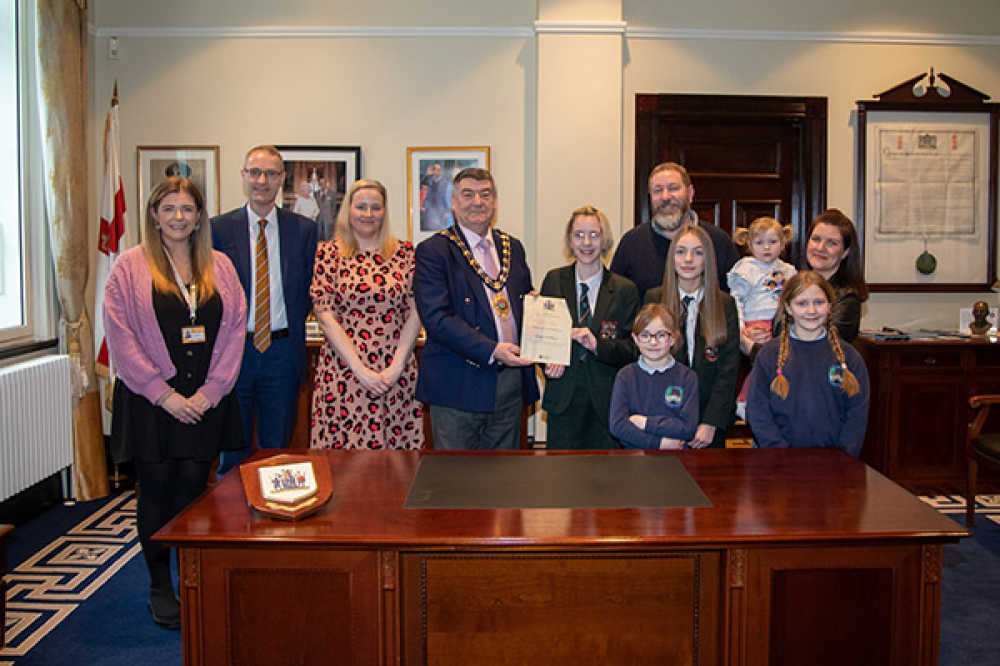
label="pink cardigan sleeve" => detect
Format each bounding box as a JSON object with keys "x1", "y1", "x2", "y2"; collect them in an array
[
  {"x1": 102, "y1": 252, "x2": 174, "y2": 405},
  {"x1": 197, "y1": 252, "x2": 248, "y2": 406}
]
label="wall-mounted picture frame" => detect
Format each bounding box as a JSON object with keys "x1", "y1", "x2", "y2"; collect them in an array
[
  {"x1": 856, "y1": 71, "x2": 999, "y2": 292},
  {"x1": 137, "y1": 146, "x2": 220, "y2": 224},
  {"x1": 407, "y1": 146, "x2": 490, "y2": 245},
  {"x1": 275, "y1": 145, "x2": 362, "y2": 242}
]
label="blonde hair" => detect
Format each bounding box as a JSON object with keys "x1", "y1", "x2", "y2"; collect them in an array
[
  {"x1": 658, "y1": 224, "x2": 728, "y2": 348},
  {"x1": 770, "y1": 271, "x2": 861, "y2": 399},
  {"x1": 733, "y1": 216, "x2": 794, "y2": 250},
  {"x1": 633, "y1": 303, "x2": 680, "y2": 354},
  {"x1": 335, "y1": 179, "x2": 397, "y2": 259},
  {"x1": 563, "y1": 205, "x2": 615, "y2": 261},
  {"x1": 141, "y1": 177, "x2": 216, "y2": 304}
]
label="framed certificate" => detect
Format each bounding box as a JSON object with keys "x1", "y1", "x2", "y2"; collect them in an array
[{"x1": 856, "y1": 70, "x2": 999, "y2": 292}]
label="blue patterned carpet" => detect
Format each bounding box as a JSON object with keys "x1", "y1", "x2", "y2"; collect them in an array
[{"x1": 2, "y1": 492, "x2": 998, "y2": 665}]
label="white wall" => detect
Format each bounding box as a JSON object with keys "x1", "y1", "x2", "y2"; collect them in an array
[{"x1": 88, "y1": 0, "x2": 1000, "y2": 336}]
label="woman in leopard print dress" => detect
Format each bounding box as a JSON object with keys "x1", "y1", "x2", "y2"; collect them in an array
[{"x1": 309, "y1": 179, "x2": 424, "y2": 450}]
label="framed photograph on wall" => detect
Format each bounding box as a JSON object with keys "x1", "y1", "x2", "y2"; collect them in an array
[
  {"x1": 137, "y1": 146, "x2": 220, "y2": 223},
  {"x1": 276, "y1": 145, "x2": 362, "y2": 242},
  {"x1": 856, "y1": 71, "x2": 999, "y2": 292},
  {"x1": 407, "y1": 146, "x2": 490, "y2": 245}
]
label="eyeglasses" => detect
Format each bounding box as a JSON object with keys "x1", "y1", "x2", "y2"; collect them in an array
[
  {"x1": 458, "y1": 188, "x2": 495, "y2": 203},
  {"x1": 637, "y1": 331, "x2": 670, "y2": 343},
  {"x1": 243, "y1": 168, "x2": 284, "y2": 181},
  {"x1": 572, "y1": 231, "x2": 602, "y2": 241}
]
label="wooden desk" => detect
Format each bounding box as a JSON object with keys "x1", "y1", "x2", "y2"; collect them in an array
[
  {"x1": 855, "y1": 335, "x2": 1000, "y2": 491},
  {"x1": 158, "y1": 449, "x2": 965, "y2": 666}
]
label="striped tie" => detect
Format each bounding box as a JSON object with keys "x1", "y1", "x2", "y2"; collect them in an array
[{"x1": 253, "y1": 219, "x2": 271, "y2": 353}]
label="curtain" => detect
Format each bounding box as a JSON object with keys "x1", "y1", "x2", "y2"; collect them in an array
[{"x1": 35, "y1": 0, "x2": 108, "y2": 501}]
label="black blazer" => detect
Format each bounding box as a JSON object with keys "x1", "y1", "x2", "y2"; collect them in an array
[
  {"x1": 540, "y1": 265, "x2": 640, "y2": 423},
  {"x1": 646, "y1": 287, "x2": 739, "y2": 447}
]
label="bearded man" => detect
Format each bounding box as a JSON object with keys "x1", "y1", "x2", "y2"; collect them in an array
[{"x1": 610, "y1": 162, "x2": 737, "y2": 300}]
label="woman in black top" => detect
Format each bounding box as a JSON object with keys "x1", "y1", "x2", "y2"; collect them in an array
[{"x1": 741, "y1": 208, "x2": 869, "y2": 354}]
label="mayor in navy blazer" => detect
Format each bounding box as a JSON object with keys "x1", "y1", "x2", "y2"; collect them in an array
[
  {"x1": 540, "y1": 206, "x2": 640, "y2": 449},
  {"x1": 211, "y1": 145, "x2": 318, "y2": 470},
  {"x1": 414, "y1": 168, "x2": 538, "y2": 450}
]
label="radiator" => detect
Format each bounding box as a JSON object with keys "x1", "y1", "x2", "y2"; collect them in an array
[{"x1": 0, "y1": 355, "x2": 74, "y2": 502}]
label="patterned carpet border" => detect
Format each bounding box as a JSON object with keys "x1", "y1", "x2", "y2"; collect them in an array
[
  {"x1": 919, "y1": 493, "x2": 1000, "y2": 523},
  {"x1": 1, "y1": 491, "x2": 139, "y2": 662}
]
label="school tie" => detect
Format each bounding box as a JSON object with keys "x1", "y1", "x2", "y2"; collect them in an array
[
  {"x1": 477, "y1": 237, "x2": 517, "y2": 344},
  {"x1": 579, "y1": 283, "x2": 592, "y2": 328},
  {"x1": 578, "y1": 283, "x2": 592, "y2": 360},
  {"x1": 681, "y1": 294, "x2": 695, "y2": 365},
  {"x1": 253, "y1": 220, "x2": 271, "y2": 353}
]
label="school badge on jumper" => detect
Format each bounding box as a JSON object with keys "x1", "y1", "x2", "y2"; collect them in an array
[
  {"x1": 600, "y1": 321, "x2": 617, "y2": 339},
  {"x1": 664, "y1": 386, "x2": 684, "y2": 407},
  {"x1": 827, "y1": 365, "x2": 845, "y2": 387},
  {"x1": 705, "y1": 347, "x2": 719, "y2": 362}
]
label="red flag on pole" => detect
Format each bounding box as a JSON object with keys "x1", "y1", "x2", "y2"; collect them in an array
[{"x1": 95, "y1": 83, "x2": 129, "y2": 378}]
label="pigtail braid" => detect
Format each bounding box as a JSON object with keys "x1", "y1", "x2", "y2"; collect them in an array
[
  {"x1": 827, "y1": 323, "x2": 861, "y2": 397},
  {"x1": 770, "y1": 317, "x2": 791, "y2": 399}
]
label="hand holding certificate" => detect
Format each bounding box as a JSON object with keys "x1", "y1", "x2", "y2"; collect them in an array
[{"x1": 520, "y1": 295, "x2": 572, "y2": 366}]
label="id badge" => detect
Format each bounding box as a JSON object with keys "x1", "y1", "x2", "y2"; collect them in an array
[{"x1": 181, "y1": 326, "x2": 206, "y2": 344}]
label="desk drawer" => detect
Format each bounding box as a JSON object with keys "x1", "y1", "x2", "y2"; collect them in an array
[{"x1": 895, "y1": 348, "x2": 963, "y2": 370}]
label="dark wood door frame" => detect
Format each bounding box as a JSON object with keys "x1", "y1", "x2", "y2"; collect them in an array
[{"x1": 636, "y1": 94, "x2": 827, "y2": 264}]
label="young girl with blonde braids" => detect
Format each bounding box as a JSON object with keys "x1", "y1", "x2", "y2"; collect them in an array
[{"x1": 744, "y1": 271, "x2": 870, "y2": 456}]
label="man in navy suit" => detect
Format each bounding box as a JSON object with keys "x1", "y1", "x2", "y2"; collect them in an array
[
  {"x1": 414, "y1": 168, "x2": 538, "y2": 450},
  {"x1": 212, "y1": 145, "x2": 318, "y2": 472}
]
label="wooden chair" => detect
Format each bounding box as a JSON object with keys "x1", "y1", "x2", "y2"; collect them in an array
[{"x1": 965, "y1": 395, "x2": 1000, "y2": 526}]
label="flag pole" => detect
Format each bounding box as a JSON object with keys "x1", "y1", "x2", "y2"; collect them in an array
[{"x1": 97, "y1": 80, "x2": 131, "y2": 490}]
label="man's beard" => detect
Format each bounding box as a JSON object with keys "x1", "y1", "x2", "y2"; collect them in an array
[{"x1": 652, "y1": 198, "x2": 690, "y2": 234}]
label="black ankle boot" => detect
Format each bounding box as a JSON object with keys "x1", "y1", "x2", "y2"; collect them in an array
[{"x1": 148, "y1": 584, "x2": 181, "y2": 630}]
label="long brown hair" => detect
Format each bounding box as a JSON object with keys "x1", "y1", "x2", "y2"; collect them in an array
[
  {"x1": 141, "y1": 177, "x2": 216, "y2": 303},
  {"x1": 806, "y1": 209, "x2": 869, "y2": 301},
  {"x1": 658, "y1": 224, "x2": 728, "y2": 348},
  {"x1": 770, "y1": 271, "x2": 861, "y2": 399}
]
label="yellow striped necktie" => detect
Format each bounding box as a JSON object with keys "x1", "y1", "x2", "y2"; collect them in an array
[{"x1": 253, "y1": 219, "x2": 271, "y2": 353}]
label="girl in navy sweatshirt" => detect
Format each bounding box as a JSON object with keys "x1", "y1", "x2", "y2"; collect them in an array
[
  {"x1": 610, "y1": 304, "x2": 699, "y2": 449},
  {"x1": 745, "y1": 271, "x2": 870, "y2": 456}
]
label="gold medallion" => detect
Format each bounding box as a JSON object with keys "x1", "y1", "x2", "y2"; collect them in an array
[{"x1": 493, "y1": 292, "x2": 511, "y2": 320}]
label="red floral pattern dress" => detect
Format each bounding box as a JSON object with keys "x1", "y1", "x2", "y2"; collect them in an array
[{"x1": 309, "y1": 240, "x2": 424, "y2": 450}]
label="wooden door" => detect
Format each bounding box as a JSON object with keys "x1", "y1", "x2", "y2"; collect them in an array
[{"x1": 636, "y1": 94, "x2": 827, "y2": 265}]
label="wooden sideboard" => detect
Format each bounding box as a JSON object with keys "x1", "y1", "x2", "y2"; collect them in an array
[
  {"x1": 158, "y1": 449, "x2": 965, "y2": 666},
  {"x1": 855, "y1": 334, "x2": 1000, "y2": 492}
]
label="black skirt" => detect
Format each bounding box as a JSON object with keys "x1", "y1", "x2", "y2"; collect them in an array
[{"x1": 110, "y1": 286, "x2": 244, "y2": 464}]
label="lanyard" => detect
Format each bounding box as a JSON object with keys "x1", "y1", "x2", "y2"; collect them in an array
[{"x1": 165, "y1": 249, "x2": 198, "y2": 324}]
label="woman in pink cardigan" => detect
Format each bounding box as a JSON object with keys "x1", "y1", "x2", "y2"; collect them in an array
[{"x1": 103, "y1": 177, "x2": 245, "y2": 630}]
